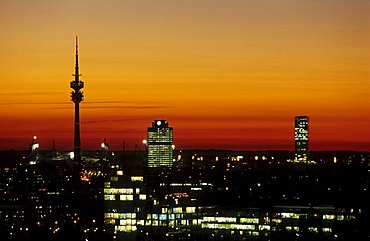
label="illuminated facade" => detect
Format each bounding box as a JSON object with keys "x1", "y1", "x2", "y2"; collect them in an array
[
  {"x1": 104, "y1": 169, "x2": 147, "y2": 241},
  {"x1": 147, "y1": 120, "x2": 174, "y2": 168},
  {"x1": 295, "y1": 116, "x2": 309, "y2": 162}
]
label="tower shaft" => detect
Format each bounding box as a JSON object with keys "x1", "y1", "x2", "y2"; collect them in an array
[
  {"x1": 74, "y1": 102, "x2": 81, "y2": 156},
  {"x1": 70, "y1": 36, "x2": 84, "y2": 162}
]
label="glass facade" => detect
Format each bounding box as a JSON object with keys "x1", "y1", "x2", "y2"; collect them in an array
[
  {"x1": 295, "y1": 116, "x2": 309, "y2": 162},
  {"x1": 147, "y1": 120, "x2": 174, "y2": 168}
]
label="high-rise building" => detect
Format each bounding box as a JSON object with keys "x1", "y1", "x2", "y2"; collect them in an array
[
  {"x1": 104, "y1": 168, "x2": 146, "y2": 241},
  {"x1": 147, "y1": 120, "x2": 174, "y2": 168},
  {"x1": 295, "y1": 116, "x2": 309, "y2": 162}
]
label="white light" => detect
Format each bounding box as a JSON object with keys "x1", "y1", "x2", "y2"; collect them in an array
[
  {"x1": 156, "y1": 120, "x2": 162, "y2": 126},
  {"x1": 101, "y1": 143, "x2": 105, "y2": 148},
  {"x1": 143, "y1": 140, "x2": 147, "y2": 145},
  {"x1": 33, "y1": 136, "x2": 37, "y2": 140},
  {"x1": 31, "y1": 143, "x2": 39, "y2": 151}
]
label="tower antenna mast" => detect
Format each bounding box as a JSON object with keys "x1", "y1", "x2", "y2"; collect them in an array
[{"x1": 70, "y1": 36, "x2": 84, "y2": 165}]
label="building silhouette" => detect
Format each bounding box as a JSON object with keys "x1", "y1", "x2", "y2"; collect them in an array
[
  {"x1": 70, "y1": 36, "x2": 84, "y2": 163},
  {"x1": 147, "y1": 120, "x2": 174, "y2": 168},
  {"x1": 295, "y1": 116, "x2": 309, "y2": 162}
]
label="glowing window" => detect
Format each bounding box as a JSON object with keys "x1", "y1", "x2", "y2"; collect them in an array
[
  {"x1": 104, "y1": 195, "x2": 115, "y2": 201},
  {"x1": 120, "y1": 195, "x2": 133, "y2": 201},
  {"x1": 131, "y1": 176, "x2": 143, "y2": 182}
]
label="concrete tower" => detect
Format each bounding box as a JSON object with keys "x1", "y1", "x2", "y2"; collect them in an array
[{"x1": 70, "y1": 36, "x2": 84, "y2": 162}]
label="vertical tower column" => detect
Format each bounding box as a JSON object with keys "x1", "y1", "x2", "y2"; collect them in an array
[
  {"x1": 294, "y1": 116, "x2": 309, "y2": 162},
  {"x1": 70, "y1": 36, "x2": 84, "y2": 164},
  {"x1": 147, "y1": 120, "x2": 174, "y2": 168}
]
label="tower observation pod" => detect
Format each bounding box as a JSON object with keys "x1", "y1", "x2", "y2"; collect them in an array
[{"x1": 70, "y1": 36, "x2": 84, "y2": 162}]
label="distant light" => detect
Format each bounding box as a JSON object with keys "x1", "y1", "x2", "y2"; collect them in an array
[
  {"x1": 31, "y1": 143, "x2": 39, "y2": 151},
  {"x1": 143, "y1": 140, "x2": 147, "y2": 145},
  {"x1": 101, "y1": 143, "x2": 105, "y2": 148},
  {"x1": 33, "y1": 136, "x2": 37, "y2": 140}
]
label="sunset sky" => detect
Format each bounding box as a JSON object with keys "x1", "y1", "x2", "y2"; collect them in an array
[{"x1": 0, "y1": 0, "x2": 369, "y2": 151}]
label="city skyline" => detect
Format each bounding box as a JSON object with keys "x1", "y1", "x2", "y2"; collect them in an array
[{"x1": 0, "y1": 0, "x2": 369, "y2": 151}]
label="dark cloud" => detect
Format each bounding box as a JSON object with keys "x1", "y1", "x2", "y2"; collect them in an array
[
  {"x1": 82, "y1": 118, "x2": 147, "y2": 124},
  {"x1": 0, "y1": 101, "x2": 69, "y2": 105}
]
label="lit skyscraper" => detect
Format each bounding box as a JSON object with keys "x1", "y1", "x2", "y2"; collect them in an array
[
  {"x1": 295, "y1": 116, "x2": 309, "y2": 162},
  {"x1": 147, "y1": 120, "x2": 174, "y2": 168}
]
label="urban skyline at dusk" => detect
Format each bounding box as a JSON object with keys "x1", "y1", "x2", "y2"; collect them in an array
[{"x1": 0, "y1": 0, "x2": 369, "y2": 151}]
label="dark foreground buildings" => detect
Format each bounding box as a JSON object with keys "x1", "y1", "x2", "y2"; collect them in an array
[
  {"x1": 103, "y1": 122, "x2": 370, "y2": 241},
  {"x1": 0, "y1": 120, "x2": 369, "y2": 241}
]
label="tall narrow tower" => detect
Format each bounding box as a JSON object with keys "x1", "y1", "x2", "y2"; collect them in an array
[
  {"x1": 147, "y1": 120, "x2": 174, "y2": 168},
  {"x1": 70, "y1": 36, "x2": 84, "y2": 162},
  {"x1": 295, "y1": 116, "x2": 309, "y2": 162}
]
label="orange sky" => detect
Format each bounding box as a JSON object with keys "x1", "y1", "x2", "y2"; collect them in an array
[{"x1": 0, "y1": 0, "x2": 369, "y2": 151}]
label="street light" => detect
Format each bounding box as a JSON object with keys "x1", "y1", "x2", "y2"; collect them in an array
[{"x1": 143, "y1": 139, "x2": 147, "y2": 151}]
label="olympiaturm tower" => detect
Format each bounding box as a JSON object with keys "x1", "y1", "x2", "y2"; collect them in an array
[{"x1": 70, "y1": 36, "x2": 84, "y2": 162}]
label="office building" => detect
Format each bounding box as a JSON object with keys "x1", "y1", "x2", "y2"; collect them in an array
[
  {"x1": 104, "y1": 167, "x2": 147, "y2": 241},
  {"x1": 295, "y1": 116, "x2": 309, "y2": 162},
  {"x1": 147, "y1": 120, "x2": 174, "y2": 168}
]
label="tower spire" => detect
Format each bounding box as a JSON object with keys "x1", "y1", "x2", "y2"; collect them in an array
[{"x1": 74, "y1": 36, "x2": 80, "y2": 80}]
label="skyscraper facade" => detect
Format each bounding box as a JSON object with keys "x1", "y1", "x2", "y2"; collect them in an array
[
  {"x1": 147, "y1": 120, "x2": 174, "y2": 168},
  {"x1": 295, "y1": 116, "x2": 309, "y2": 162}
]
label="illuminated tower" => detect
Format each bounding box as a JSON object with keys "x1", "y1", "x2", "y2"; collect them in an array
[
  {"x1": 295, "y1": 116, "x2": 309, "y2": 162},
  {"x1": 70, "y1": 36, "x2": 84, "y2": 162},
  {"x1": 147, "y1": 120, "x2": 174, "y2": 168}
]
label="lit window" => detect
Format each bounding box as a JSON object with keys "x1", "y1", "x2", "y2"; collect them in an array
[
  {"x1": 120, "y1": 195, "x2": 133, "y2": 201},
  {"x1": 131, "y1": 176, "x2": 143, "y2": 182},
  {"x1": 186, "y1": 207, "x2": 196, "y2": 213},
  {"x1": 104, "y1": 195, "x2": 115, "y2": 201}
]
